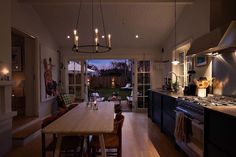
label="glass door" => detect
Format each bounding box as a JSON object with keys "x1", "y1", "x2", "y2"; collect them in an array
[
  {"x1": 137, "y1": 60, "x2": 151, "y2": 108},
  {"x1": 68, "y1": 61, "x2": 82, "y2": 98}
]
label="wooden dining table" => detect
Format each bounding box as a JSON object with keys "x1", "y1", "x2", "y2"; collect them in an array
[{"x1": 42, "y1": 101, "x2": 114, "y2": 157}]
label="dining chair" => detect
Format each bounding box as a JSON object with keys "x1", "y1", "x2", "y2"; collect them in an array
[
  {"x1": 89, "y1": 113, "x2": 125, "y2": 157},
  {"x1": 114, "y1": 104, "x2": 122, "y2": 114},
  {"x1": 41, "y1": 115, "x2": 84, "y2": 157}
]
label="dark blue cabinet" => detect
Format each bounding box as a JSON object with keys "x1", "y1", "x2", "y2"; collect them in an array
[
  {"x1": 149, "y1": 91, "x2": 176, "y2": 139},
  {"x1": 151, "y1": 91, "x2": 162, "y2": 126},
  {"x1": 204, "y1": 108, "x2": 236, "y2": 157}
]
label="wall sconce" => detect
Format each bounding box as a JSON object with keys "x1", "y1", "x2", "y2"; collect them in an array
[
  {"x1": 1, "y1": 67, "x2": 10, "y2": 81},
  {"x1": 2, "y1": 67, "x2": 9, "y2": 75}
]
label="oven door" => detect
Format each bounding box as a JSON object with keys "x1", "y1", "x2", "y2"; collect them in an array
[{"x1": 175, "y1": 108, "x2": 204, "y2": 157}]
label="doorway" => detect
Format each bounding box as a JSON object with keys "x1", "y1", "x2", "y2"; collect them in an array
[
  {"x1": 11, "y1": 29, "x2": 37, "y2": 128},
  {"x1": 87, "y1": 59, "x2": 133, "y2": 112}
]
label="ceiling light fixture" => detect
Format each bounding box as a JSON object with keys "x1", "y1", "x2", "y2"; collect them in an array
[
  {"x1": 72, "y1": 0, "x2": 111, "y2": 53},
  {"x1": 67, "y1": 35, "x2": 70, "y2": 39},
  {"x1": 172, "y1": 0, "x2": 179, "y2": 65},
  {"x1": 135, "y1": 35, "x2": 139, "y2": 39}
]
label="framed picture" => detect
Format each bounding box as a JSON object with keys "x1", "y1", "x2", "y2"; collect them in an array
[
  {"x1": 195, "y1": 55, "x2": 207, "y2": 67},
  {"x1": 12, "y1": 47, "x2": 22, "y2": 71}
]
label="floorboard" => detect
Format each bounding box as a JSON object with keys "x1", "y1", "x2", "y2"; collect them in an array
[{"x1": 5, "y1": 112, "x2": 185, "y2": 157}]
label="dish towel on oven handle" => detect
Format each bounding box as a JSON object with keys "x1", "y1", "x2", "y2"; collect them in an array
[{"x1": 174, "y1": 111, "x2": 193, "y2": 142}]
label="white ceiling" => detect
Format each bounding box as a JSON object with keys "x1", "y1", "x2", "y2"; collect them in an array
[{"x1": 20, "y1": 0, "x2": 193, "y2": 50}]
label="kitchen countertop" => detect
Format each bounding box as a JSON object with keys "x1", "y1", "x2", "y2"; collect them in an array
[
  {"x1": 151, "y1": 89, "x2": 236, "y2": 117},
  {"x1": 205, "y1": 106, "x2": 236, "y2": 117},
  {"x1": 151, "y1": 88, "x2": 184, "y2": 98}
]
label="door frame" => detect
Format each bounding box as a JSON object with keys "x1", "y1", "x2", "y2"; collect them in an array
[{"x1": 11, "y1": 28, "x2": 38, "y2": 117}]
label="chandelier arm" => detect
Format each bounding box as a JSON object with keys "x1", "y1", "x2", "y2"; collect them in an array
[
  {"x1": 72, "y1": 0, "x2": 111, "y2": 53},
  {"x1": 75, "y1": 0, "x2": 82, "y2": 30},
  {"x1": 100, "y1": 0, "x2": 108, "y2": 47}
]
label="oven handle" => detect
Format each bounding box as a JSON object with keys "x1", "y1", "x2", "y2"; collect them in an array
[
  {"x1": 174, "y1": 109, "x2": 202, "y2": 124},
  {"x1": 192, "y1": 119, "x2": 204, "y2": 130}
]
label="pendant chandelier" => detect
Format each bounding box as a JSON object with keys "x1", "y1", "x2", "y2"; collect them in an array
[
  {"x1": 72, "y1": 0, "x2": 112, "y2": 53},
  {"x1": 172, "y1": 0, "x2": 179, "y2": 65}
]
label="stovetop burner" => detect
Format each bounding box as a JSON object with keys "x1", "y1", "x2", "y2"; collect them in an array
[{"x1": 177, "y1": 95, "x2": 236, "y2": 107}]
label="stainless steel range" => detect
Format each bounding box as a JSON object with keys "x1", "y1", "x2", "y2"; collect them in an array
[
  {"x1": 175, "y1": 95, "x2": 236, "y2": 157},
  {"x1": 175, "y1": 96, "x2": 204, "y2": 157}
]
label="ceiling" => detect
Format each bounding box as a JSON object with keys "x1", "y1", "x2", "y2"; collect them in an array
[{"x1": 19, "y1": 0, "x2": 193, "y2": 50}]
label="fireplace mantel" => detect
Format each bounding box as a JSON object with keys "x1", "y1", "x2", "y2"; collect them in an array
[
  {"x1": 0, "y1": 80, "x2": 17, "y2": 156},
  {"x1": 0, "y1": 81, "x2": 15, "y2": 86}
]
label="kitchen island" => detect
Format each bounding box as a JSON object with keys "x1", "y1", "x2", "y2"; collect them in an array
[
  {"x1": 149, "y1": 89, "x2": 236, "y2": 157},
  {"x1": 149, "y1": 89, "x2": 183, "y2": 140}
]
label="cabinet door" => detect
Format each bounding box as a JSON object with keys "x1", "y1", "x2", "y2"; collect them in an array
[
  {"x1": 162, "y1": 112, "x2": 175, "y2": 139},
  {"x1": 148, "y1": 90, "x2": 152, "y2": 118},
  {"x1": 205, "y1": 142, "x2": 229, "y2": 157},
  {"x1": 162, "y1": 95, "x2": 176, "y2": 139},
  {"x1": 163, "y1": 95, "x2": 176, "y2": 118},
  {"x1": 152, "y1": 92, "x2": 162, "y2": 125},
  {"x1": 204, "y1": 109, "x2": 236, "y2": 157}
]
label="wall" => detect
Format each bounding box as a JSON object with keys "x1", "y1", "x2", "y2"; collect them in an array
[
  {"x1": 0, "y1": 1, "x2": 11, "y2": 72},
  {"x1": 61, "y1": 48, "x2": 163, "y2": 90},
  {"x1": 194, "y1": 56, "x2": 212, "y2": 80},
  {"x1": 11, "y1": 0, "x2": 59, "y2": 118},
  {"x1": 0, "y1": 1, "x2": 14, "y2": 156},
  {"x1": 61, "y1": 48, "x2": 161, "y2": 60},
  {"x1": 162, "y1": 0, "x2": 211, "y2": 84}
]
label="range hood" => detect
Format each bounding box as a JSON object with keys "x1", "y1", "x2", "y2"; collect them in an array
[{"x1": 187, "y1": 20, "x2": 236, "y2": 56}]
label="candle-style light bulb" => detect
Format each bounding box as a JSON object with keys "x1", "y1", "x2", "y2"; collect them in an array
[
  {"x1": 95, "y1": 28, "x2": 98, "y2": 34},
  {"x1": 73, "y1": 29, "x2": 77, "y2": 35},
  {"x1": 95, "y1": 37, "x2": 98, "y2": 51},
  {"x1": 75, "y1": 36, "x2": 79, "y2": 46},
  {"x1": 95, "y1": 28, "x2": 99, "y2": 45},
  {"x1": 108, "y1": 34, "x2": 111, "y2": 48},
  {"x1": 95, "y1": 37, "x2": 98, "y2": 45}
]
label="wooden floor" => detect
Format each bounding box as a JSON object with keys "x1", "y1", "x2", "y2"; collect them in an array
[
  {"x1": 120, "y1": 100, "x2": 132, "y2": 112},
  {"x1": 5, "y1": 112, "x2": 185, "y2": 157}
]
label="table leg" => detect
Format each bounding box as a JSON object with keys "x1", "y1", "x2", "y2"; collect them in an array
[
  {"x1": 41, "y1": 132, "x2": 46, "y2": 157},
  {"x1": 54, "y1": 135, "x2": 62, "y2": 157},
  {"x1": 98, "y1": 134, "x2": 107, "y2": 157}
]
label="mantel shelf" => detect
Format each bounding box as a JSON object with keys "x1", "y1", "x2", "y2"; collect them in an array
[
  {"x1": 0, "y1": 81, "x2": 15, "y2": 86},
  {"x1": 0, "y1": 112, "x2": 17, "y2": 122}
]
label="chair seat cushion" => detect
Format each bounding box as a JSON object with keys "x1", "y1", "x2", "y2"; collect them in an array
[
  {"x1": 42, "y1": 115, "x2": 58, "y2": 128},
  {"x1": 68, "y1": 103, "x2": 78, "y2": 110},
  {"x1": 57, "y1": 94, "x2": 73, "y2": 108},
  {"x1": 57, "y1": 108, "x2": 69, "y2": 117}
]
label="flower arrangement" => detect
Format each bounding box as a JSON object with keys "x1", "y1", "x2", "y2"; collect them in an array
[{"x1": 194, "y1": 77, "x2": 209, "y2": 89}]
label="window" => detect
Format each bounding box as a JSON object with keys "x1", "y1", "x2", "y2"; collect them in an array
[
  {"x1": 68, "y1": 61, "x2": 82, "y2": 98},
  {"x1": 178, "y1": 52, "x2": 188, "y2": 87},
  {"x1": 137, "y1": 60, "x2": 151, "y2": 108}
]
